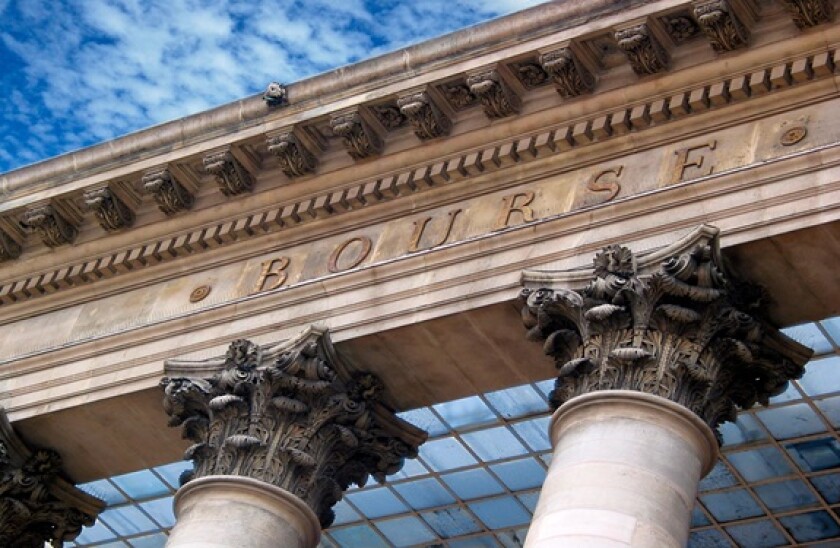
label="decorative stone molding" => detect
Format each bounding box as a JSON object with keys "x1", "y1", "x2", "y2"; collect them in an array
[
  {"x1": 371, "y1": 104, "x2": 406, "y2": 131},
  {"x1": 519, "y1": 226, "x2": 812, "y2": 437},
  {"x1": 397, "y1": 91, "x2": 452, "y2": 140},
  {"x1": 615, "y1": 23, "x2": 669, "y2": 76},
  {"x1": 779, "y1": 0, "x2": 834, "y2": 28},
  {"x1": 693, "y1": 0, "x2": 749, "y2": 52},
  {"x1": 465, "y1": 69, "x2": 521, "y2": 119},
  {"x1": 330, "y1": 112, "x2": 384, "y2": 160},
  {"x1": 514, "y1": 63, "x2": 550, "y2": 89},
  {"x1": 19, "y1": 205, "x2": 77, "y2": 248},
  {"x1": 203, "y1": 149, "x2": 255, "y2": 196},
  {"x1": 142, "y1": 167, "x2": 194, "y2": 216},
  {"x1": 440, "y1": 83, "x2": 478, "y2": 111},
  {"x1": 662, "y1": 13, "x2": 701, "y2": 43},
  {"x1": 0, "y1": 229, "x2": 21, "y2": 262},
  {"x1": 161, "y1": 327, "x2": 426, "y2": 528},
  {"x1": 263, "y1": 82, "x2": 288, "y2": 107},
  {"x1": 0, "y1": 408, "x2": 103, "y2": 547},
  {"x1": 540, "y1": 48, "x2": 595, "y2": 98},
  {"x1": 83, "y1": 186, "x2": 135, "y2": 232},
  {"x1": 266, "y1": 131, "x2": 318, "y2": 178}
]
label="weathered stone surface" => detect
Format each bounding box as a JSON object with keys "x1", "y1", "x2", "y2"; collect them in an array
[
  {"x1": 83, "y1": 186, "x2": 135, "y2": 231},
  {"x1": 266, "y1": 132, "x2": 318, "y2": 178},
  {"x1": 203, "y1": 150, "x2": 254, "y2": 196},
  {"x1": 397, "y1": 92, "x2": 451, "y2": 140},
  {"x1": 19, "y1": 205, "x2": 77, "y2": 248},
  {"x1": 161, "y1": 327, "x2": 426, "y2": 528},
  {"x1": 466, "y1": 70, "x2": 521, "y2": 119},
  {"x1": 330, "y1": 112, "x2": 383, "y2": 160},
  {"x1": 540, "y1": 48, "x2": 595, "y2": 98},
  {"x1": 694, "y1": 0, "x2": 749, "y2": 53},
  {"x1": 520, "y1": 226, "x2": 812, "y2": 437},
  {"x1": 0, "y1": 409, "x2": 103, "y2": 548},
  {"x1": 779, "y1": 0, "x2": 834, "y2": 28},
  {"x1": 615, "y1": 23, "x2": 669, "y2": 75},
  {"x1": 142, "y1": 167, "x2": 194, "y2": 215}
]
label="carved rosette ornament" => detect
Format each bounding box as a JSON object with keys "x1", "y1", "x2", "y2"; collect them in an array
[
  {"x1": 693, "y1": 0, "x2": 749, "y2": 52},
  {"x1": 779, "y1": 0, "x2": 834, "y2": 28},
  {"x1": 0, "y1": 409, "x2": 103, "y2": 547},
  {"x1": 519, "y1": 226, "x2": 811, "y2": 439},
  {"x1": 615, "y1": 24, "x2": 669, "y2": 76},
  {"x1": 161, "y1": 327, "x2": 426, "y2": 528},
  {"x1": 266, "y1": 132, "x2": 318, "y2": 178},
  {"x1": 465, "y1": 70, "x2": 521, "y2": 119},
  {"x1": 0, "y1": 229, "x2": 21, "y2": 262},
  {"x1": 540, "y1": 48, "x2": 595, "y2": 98},
  {"x1": 330, "y1": 112, "x2": 383, "y2": 160},
  {"x1": 19, "y1": 205, "x2": 77, "y2": 248},
  {"x1": 397, "y1": 92, "x2": 452, "y2": 140},
  {"x1": 203, "y1": 150, "x2": 254, "y2": 196},
  {"x1": 142, "y1": 167, "x2": 194, "y2": 216},
  {"x1": 83, "y1": 186, "x2": 135, "y2": 231}
]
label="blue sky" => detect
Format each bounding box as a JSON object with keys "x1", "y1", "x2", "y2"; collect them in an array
[{"x1": 0, "y1": 0, "x2": 545, "y2": 174}]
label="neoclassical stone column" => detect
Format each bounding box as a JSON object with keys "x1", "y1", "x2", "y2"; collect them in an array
[
  {"x1": 519, "y1": 226, "x2": 811, "y2": 547},
  {"x1": 160, "y1": 326, "x2": 426, "y2": 548},
  {"x1": 0, "y1": 408, "x2": 104, "y2": 547}
]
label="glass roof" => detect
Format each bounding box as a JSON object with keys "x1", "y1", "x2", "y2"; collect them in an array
[{"x1": 72, "y1": 316, "x2": 840, "y2": 547}]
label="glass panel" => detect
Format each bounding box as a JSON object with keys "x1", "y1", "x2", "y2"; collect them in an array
[
  {"x1": 441, "y1": 468, "x2": 506, "y2": 500},
  {"x1": 152, "y1": 461, "x2": 192, "y2": 489},
  {"x1": 725, "y1": 519, "x2": 787, "y2": 548},
  {"x1": 816, "y1": 395, "x2": 840, "y2": 427},
  {"x1": 517, "y1": 491, "x2": 540, "y2": 513},
  {"x1": 485, "y1": 384, "x2": 548, "y2": 419},
  {"x1": 779, "y1": 511, "x2": 840, "y2": 543},
  {"x1": 534, "y1": 379, "x2": 555, "y2": 399},
  {"x1": 468, "y1": 496, "x2": 531, "y2": 529},
  {"x1": 332, "y1": 499, "x2": 362, "y2": 526},
  {"x1": 138, "y1": 496, "x2": 176, "y2": 528},
  {"x1": 753, "y1": 479, "x2": 819, "y2": 512},
  {"x1": 798, "y1": 356, "x2": 840, "y2": 396},
  {"x1": 691, "y1": 505, "x2": 710, "y2": 527},
  {"x1": 510, "y1": 417, "x2": 551, "y2": 452},
  {"x1": 433, "y1": 395, "x2": 497, "y2": 430},
  {"x1": 820, "y1": 316, "x2": 840, "y2": 345},
  {"x1": 419, "y1": 437, "x2": 478, "y2": 471},
  {"x1": 698, "y1": 461, "x2": 739, "y2": 492},
  {"x1": 688, "y1": 529, "x2": 731, "y2": 547},
  {"x1": 99, "y1": 506, "x2": 159, "y2": 536},
  {"x1": 328, "y1": 524, "x2": 388, "y2": 548},
  {"x1": 392, "y1": 478, "x2": 455, "y2": 510},
  {"x1": 497, "y1": 529, "x2": 529, "y2": 548},
  {"x1": 374, "y1": 516, "x2": 437, "y2": 547},
  {"x1": 756, "y1": 403, "x2": 826, "y2": 439},
  {"x1": 78, "y1": 479, "x2": 127, "y2": 505},
  {"x1": 345, "y1": 487, "x2": 408, "y2": 519},
  {"x1": 785, "y1": 437, "x2": 840, "y2": 472},
  {"x1": 386, "y1": 457, "x2": 428, "y2": 481},
  {"x1": 810, "y1": 473, "x2": 840, "y2": 504},
  {"x1": 421, "y1": 507, "x2": 482, "y2": 538},
  {"x1": 449, "y1": 536, "x2": 499, "y2": 548},
  {"x1": 461, "y1": 426, "x2": 528, "y2": 461},
  {"x1": 781, "y1": 323, "x2": 833, "y2": 355},
  {"x1": 110, "y1": 470, "x2": 171, "y2": 500},
  {"x1": 726, "y1": 446, "x2": 792, "y2": 482},
  {"x1": 700, "y1": 488, "x2": 764, "y2": 522},
  {"x1": 768, "y1": 381, "x2": 801, "y2": 404},
  {"x1": 490, "y1": 457, "x2": 546, "y2": 491},
  {"x1": 719, "y1": 414, "x2": 767, "y2": 447},
  {"x1": 397, "y1": 407, "x2": 449, "y2": 437},
  {"x1": 75, "y1": 521, "x2": 118, "y2": 544},
  {"x1": 128, "y1": 533, "x2": 169, "y2": 548}
]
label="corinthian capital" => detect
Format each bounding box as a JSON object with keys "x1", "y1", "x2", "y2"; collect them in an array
[
  {"x1": 0, "y1": 409, "x2": 103, "y2": 547},
  {"x1": 161, "y1": 327, "x2": 426, "y2": 527},
  {"x1": 519, "y1": 226, "x2": 811, "y2": 438}
]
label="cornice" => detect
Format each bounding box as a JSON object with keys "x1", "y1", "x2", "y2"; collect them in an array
[{"x1": 0, "y1": 37, "x2": 836, "y2": 312}]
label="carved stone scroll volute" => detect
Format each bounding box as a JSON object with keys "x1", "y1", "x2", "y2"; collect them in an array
[
  {"x1": 615, "y1": 23, "x2": 669, "y2": 76},
  {"x1": 540, "y1": 48, "x2": 595, "y2": 98},
  {"x1": 779, "y1": 0, "x2": 834, "y2": 28},
  {"x1": 330, "y1": 112, "x2": 384, "y2": 160},
  {"x1": 19, "y1": 205, "x2": 77, "y2": 248},
  {"x1": 142, "y1": 167, "x2": 194, "y2": 216},
  {"x1": 519, "y1": 226, "x2": 812, "y2": 440},
  {"x1": 465, "y1": 70, "x2": 521, "y2": 119},
  {"x1": 693, "y1": 0, "x2": 749, "y2": 52},
  {"x1": 397, "y1": 92, "x2": 452, "y2": 140},
  {"x1": 203, "y1": 149, "x2": 255, "y2": 196},
  {"x1": 266, "y1": 131, "x2": 318, "y2": 178},
  {"x1": 161, "y1": 327, "x2": 426, "y2": 528},
  {"x1": 0, "y1": 409, "x2": 104, "y2": 547},
  {"x1": 83, "y1": 186, "x2": 135, "y2": 231}
]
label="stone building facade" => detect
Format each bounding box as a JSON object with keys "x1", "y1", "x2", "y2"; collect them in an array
[{"x1": 1, "y1": 0, "x2": 839, "y2": 546}]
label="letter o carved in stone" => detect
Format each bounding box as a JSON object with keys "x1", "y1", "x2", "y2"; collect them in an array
[{"x1": 328, "y1": 236, "x2": 372, "y2": 273}]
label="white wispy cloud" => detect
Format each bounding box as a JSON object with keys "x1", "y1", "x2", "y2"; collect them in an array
[{"x1": 0, "y1": 0, "x2": 545, "y2": 173}]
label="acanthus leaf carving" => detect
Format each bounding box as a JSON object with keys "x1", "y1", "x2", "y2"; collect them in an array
[
  {"x1": 515, "y1": 63, "x2": 550, "y2": 89},
  {"x1": 161, "y1": 328, "x2": 426, "y2": 528},
  {"x1": 19, "y1": 205, "x2": 77, "y2": 248},
  {"x1": 397, "y1": 92, "x2": 452, "y2": 140},
  {"x1": 540, "y1": 48, "x2": 595, "y2": 98},
  {"x1": 266, "y1": 132, "x2": 318, "y2": 178},
  {"x1": 693, "y1": 0, "x2": 749, "y2": 53},
  {"x1": 465, "y1": 70, "x2": 521, "y2": 119},
  {"x1": 83, "y1": 186, "x2": 135, "y2": 231},
  {"x1": 615, "y1": 23, "x2": 669, "y2": 76},
  {"x1": 142, "y1": 167, "x2": 194, "y2": 216},
  {"x1": 203, "y1": 150, "x2": 255, "y2": 196},
  {"x1": 520, "y1": 227, "x2": 812, "y2": 440},
  {"x1": 330, "y1": 112, "x2": 383, "y2": 160},
  {"x1": 0, "y1": 409, "x2": 103, "y2": 547},
  {"x1": 441, "y1": 84, "x2": 478, "y2": 110},
  {"x1": 779, "y1": 0, "x2": 834, "y2": 28},
  {"x1": 371, "y1": 104, "x2": 406, "y2": 131}
]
